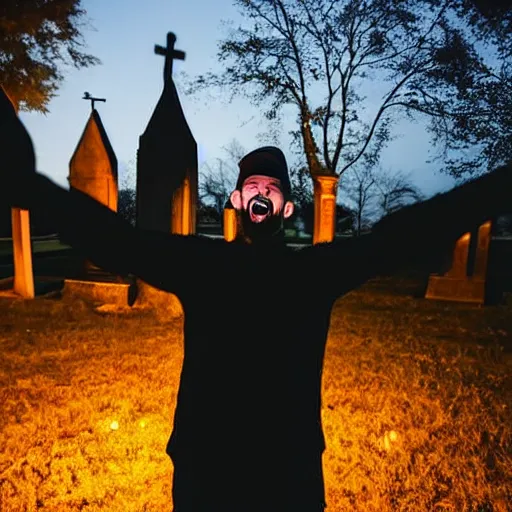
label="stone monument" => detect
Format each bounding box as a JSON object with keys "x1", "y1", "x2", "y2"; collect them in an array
[
  {"x1": 69, "y1": 93, "x2": 118, "y2": 212},
  {"x1": 136, "y1": 32, "x2": 197, "y2": 235},
  {"x1": 63, "y1": 94, "x2": 132, "y2": 305},
  {"x1": 0, "y1": 85, "x2": 35, "y2": 299},
  {"x1": 223, "y1": 198, "x2": 237, "y2": 242},
  {"x1": 134, "y1": 32, "x2": 197, "y2": 317},
  {"x1": 313, "y1": 174, "x2": 339, "y2": 245},
  {"x1": 425, "y1": 220, "x2": 492, "y2": 305}
]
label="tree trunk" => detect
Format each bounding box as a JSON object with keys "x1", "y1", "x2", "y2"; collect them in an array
[{"x1": 301, "y1": 111, "x2": 324, "y2": 176}]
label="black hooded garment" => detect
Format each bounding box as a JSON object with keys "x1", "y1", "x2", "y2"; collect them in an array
[{"x1": 18, "y1": 166, "x2": 512, "y2": 511}]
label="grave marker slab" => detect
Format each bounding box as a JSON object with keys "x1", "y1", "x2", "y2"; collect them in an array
[
  {"x1": 425, "y1": 220, "x2": 492, "y2": 305},
  {"x1": 0, "y1": 86, "x2": 35, "y2": 299},
  {"x1": 223, "y1": 198, "x2": 237, "y2": 242}
]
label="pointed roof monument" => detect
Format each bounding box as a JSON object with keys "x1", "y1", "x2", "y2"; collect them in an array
[
  {"x1": 69, "y1": 94, "x2": 118, "y2": 211},
  {"x1": 136, "y1": 32, "x2": 198, "y2": 234}
]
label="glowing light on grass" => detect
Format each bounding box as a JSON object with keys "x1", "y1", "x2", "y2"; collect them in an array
[
  {"x1": 381, "y1": 430, "x2": 399, "y2": 451},
  {"x1": 110, "y1": 420, "x2": 119, "y2": 431},
  {"x1": 139, "y1": 420, "x2": 147, "y2": 428}
]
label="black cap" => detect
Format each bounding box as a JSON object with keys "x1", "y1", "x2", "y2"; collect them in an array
[{"x1": 237, "y1": 146, "x2": 291, "y2": 197}]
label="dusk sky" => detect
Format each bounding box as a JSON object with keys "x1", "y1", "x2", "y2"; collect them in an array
[{"x1": 20, "y1": 0, "x2": 458, "y2": 197}]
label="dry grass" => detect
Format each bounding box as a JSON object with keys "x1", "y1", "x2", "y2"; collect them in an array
[
  {"x1": 323, "y1": 278, "x2": 512, "y2": 511},
  {"x1": 0, "y1": 277, "x2": 511, "y2": 511}
]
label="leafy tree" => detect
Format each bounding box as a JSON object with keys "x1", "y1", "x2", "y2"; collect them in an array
[
  {"x1": 117, "y1": 161, "x2": 136, "y2": 226},
  {"x1": 118, "y1": 188, "x2": 136, "y2": 226},
  {"x1": 425, "y1": 0, "x2": 511, "y2": 177},
  {"x1": 455, "y1": 0, "x2": 511, "y2": 58},
  {"x1": 0, "y1": 0, "x2": 100, "y2": 112},
  {"x1": 193, "y1": 0, "x2": 509, "y2": 180},
  {"x1": 430, "y1": 64, "x2": 511, "y2": 178}
]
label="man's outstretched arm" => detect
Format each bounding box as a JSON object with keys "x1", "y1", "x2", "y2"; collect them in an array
[
  {"x1": 318, "y1": 163, "x2": 512, "y2": 297},
  {"x1": 0, "y1": 86, "x2": 210, "y2": 296},
  {"x1": 21, "y1": 174, "x2": 210, "y2": 295}
]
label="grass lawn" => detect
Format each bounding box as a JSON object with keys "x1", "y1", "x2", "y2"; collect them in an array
[{"x1": 0, "y1": 277, "x2": 511, "y2": 511}]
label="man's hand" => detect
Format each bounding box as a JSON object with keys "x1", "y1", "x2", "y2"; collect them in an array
[{"x1": 0, "y1": 85, "x2": 37, "y2": 208}]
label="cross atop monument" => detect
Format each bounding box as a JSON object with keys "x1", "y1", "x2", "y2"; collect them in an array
[
  {"x1": 154, "y1": 32, "x2": 186, "y2": 83},
  {"x1": 83, "y1": 92, "x2": 106, "y2": 111}
]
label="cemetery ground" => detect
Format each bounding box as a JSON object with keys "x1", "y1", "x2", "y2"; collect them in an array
[{"x1": 0, "y1": 276, "x2": 511, "y2": 511}]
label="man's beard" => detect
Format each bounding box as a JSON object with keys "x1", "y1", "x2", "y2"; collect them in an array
[{"x1": 239, "y1": 195, "x2": 284, "y2": 242}]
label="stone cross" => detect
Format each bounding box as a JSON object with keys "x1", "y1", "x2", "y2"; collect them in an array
[
  {"x1": 134, "y1": 31, "x2": 195, "y2": 315},
  {"x1": 137, "y1": 30, "x2": 197, "y2": 235},
  {"x1": 83, "y1": 92, "x2": 106, "y2": 111},
  {"x1": 154, "y1": 32, "x2": 186, "y2": 83}
]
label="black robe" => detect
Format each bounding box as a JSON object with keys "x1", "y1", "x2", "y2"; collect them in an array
[{"x1": 18, "y1": 166, "x2": 511, "y2": 511}]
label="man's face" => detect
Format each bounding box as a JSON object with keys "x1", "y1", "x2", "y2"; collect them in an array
[
  {"x1": 230, "y1": 175, "x2": 294, "y2": 241},
  {"x1": 241, "y1": 176, "x2": 286, "y2": 222}
]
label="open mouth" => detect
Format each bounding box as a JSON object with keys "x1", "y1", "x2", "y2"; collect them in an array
[{"x1": 249, "y1": 197, "x2": 272, "y2": 223}]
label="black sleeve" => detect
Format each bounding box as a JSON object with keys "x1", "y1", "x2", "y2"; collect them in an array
[
  {"x1": 26, "y1": 173, "x2": 215, "y2": 296},
  {"x1": 317, "y1": 163, "x2": 512, "y2": 299}
]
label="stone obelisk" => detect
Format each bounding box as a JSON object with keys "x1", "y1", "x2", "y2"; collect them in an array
[
  {"x1": 134, "y1": 32, "x2": 197, "y2": 317},
  {"x1": 136, "y1": 32, "x2": 198, "y2": 235}
]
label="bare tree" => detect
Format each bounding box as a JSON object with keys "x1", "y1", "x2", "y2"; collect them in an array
[
  {"x1": 339, "y1": 167, "x2": 378, "y2": 236},
  {"x1": 375, "y1": 170, "x2": 424, "y2": 217},
  {"x1": 199, "y1": 139, "x2": 244, "y2": 216},
  {"x1": 340, "y1": 167, "x2": 424, "y2": 235},
  {"x1": 192, "y1": 0, "x2": 507, "y2": 181},
  {"x1": 200, "y1": 159, "x2": 236, "y2": 216},
  {"x1": 222, "y1": 139, "x2": 247, "y2": 164},
  {"x1": 117, "y1": 160, "x2": 137, "y2": 226}
]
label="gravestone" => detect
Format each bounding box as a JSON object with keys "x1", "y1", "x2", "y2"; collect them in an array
[
  {"x1": 133, "y1": 32, "x2": 197, "y2": 317},
  {"x1": 63, "y1": 95, "x2": 132, "y2": 306},
  {"x1": 313, "y1": 175, "x2": 339, "y2": 245},
  {"x1": 425, "y1": 220, "x2": 492, "y2": 305},
  {"x1": 10, "y1": 208, "x2": 35, "y2": 298},
  {"x1": 0, "y1": 86, "x2": 35, "y2": 299},
  {"x1": 69, "y1": 95, "x2": 118, "y2": 212},
  {"x1": 136, "y1": 32, "x2": 197, "y2": 234},
  {"x1": 223, "y1": 198, "x2": 237, "y2": 242}
]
